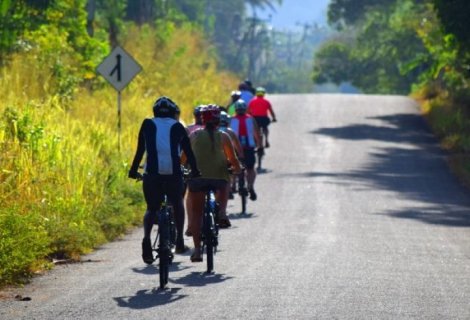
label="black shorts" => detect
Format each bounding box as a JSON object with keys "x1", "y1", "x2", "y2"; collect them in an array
[
  {"x1": 254, "y1": 116, "x2": 271, "y2": 129},
  {"x1": 243, "y1": 148, "x2": 256, "y2": 169},
  {"x1": 188, "y1": 178, "x2": 227, "y2": 193},
  {"x1": 142, "y1": 174, "x2": 184, "y2": 212}
]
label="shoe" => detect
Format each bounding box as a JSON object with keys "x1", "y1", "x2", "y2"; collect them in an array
[
  {"x1": 228, "y1": 191, "x2": 234, "y2": 200},
  {"x1": 265, "y1": 141, "x2": 270, "y2": 148},
  {"x1": 218, "y1": 217, "x2": 231, "y2": 228},
  {"x1": 249, "y1": 188, "x2": 257, "y2": 201},
  {"x1": 175, "y1": 244, "x2": 190, "y2": 254},
  {"x1": 185, "y1": 229, "x2": 192, "y2": 237},
  {"x1": 142, "y1": 238, "x2": 154, "y2": 265},
  {"x1": 190, "y1": 252, "x2": 203, "y2": 262}
]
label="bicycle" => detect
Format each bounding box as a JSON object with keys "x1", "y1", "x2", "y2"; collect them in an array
[
  {"x1": 237, "y1": 169, "x2": 248, "y2": 214},
  {"x1": 201, "y1": 187, "x2": 219, "y2": 273},
  {"x1": 151, "y1": 196, "x2": 176, "y2": 289}
]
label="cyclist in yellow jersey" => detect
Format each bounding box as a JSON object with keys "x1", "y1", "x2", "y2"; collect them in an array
[{"x1": 183, "y1": 105, "x2": 242, "y2": 262}]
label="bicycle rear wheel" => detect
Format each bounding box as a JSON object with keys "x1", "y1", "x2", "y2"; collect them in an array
[
  {"x1": 204, "y1": 212, "x2": 215, "y2": 273},
  {"x1": 158, "y1": 211, "x2": 170, "y2": 289},
  {"x1": 239, "y1": 173, "x2": 247, "y2": 214}
]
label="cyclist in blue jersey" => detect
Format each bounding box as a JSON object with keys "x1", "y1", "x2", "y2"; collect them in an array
[
  {"x1": 128, "y1": 96, "x2": 200, "y2": 264},
  {"x1": 238, "y1": 82, "x2": 254, "y2": 105}
]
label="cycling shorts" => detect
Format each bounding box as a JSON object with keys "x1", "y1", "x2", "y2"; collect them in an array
[
  {"x1": 254, "y1": 116, "x2": 271, "y2": 129},
  {"x1": 243, "y1": 148, "x2": 256, "y2": 170},
  {"x1": 143, "y1": 174, "x2": 184, "y2": 212},
  {"x1": 188, "y1": 178, "x2": 227, "y2": 193}
]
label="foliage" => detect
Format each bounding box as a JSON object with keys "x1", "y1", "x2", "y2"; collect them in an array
[{"x1": 0, "y1": 2, "x2": 237, "y2": 286}]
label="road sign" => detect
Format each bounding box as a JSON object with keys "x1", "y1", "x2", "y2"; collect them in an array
[{"x1": 97, "y1": 46, "x2": 142, "y2": 92}]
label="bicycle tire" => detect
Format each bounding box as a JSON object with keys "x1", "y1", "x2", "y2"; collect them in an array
[
  {"x1": 158, "y1": 210, "x2": 170, "y2": 289},
  {"x1": 239, "y1": 173, "x2": 247, "y2": 214},
  {"x1": 257, "y1": 147, "x2": 264, "y2": 170},
  {"x1": 205, "y1": 212, "x2": 214, "y2": 273}
]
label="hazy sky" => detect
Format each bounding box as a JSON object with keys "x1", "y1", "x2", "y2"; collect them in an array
[{"x1": 255, "y1": 0, "x2": 330, "y2": 30}]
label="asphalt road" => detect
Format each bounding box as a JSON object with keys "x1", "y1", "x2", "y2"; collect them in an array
[{"x1": 1, "y1": 94, "x2": 470, "y2": 319}]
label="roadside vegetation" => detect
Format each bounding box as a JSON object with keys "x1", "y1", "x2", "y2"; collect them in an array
[
  {"x1": 0, "y1": 0, "x2": 239, "y2": 286},
  {"x1": 313, "y1": 0, "x2": 470, "y2": 187}
]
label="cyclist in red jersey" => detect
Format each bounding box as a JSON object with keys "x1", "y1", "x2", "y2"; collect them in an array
[
  {"x1": 248, "y1": 87, "x2": 277, "y2": 148},
  {"x1": 230, "y1": 99, "x2": 261, "y2": 201}
]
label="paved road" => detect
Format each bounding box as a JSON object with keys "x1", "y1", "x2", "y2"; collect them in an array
[{"x1": 1, "y1": 94, "x2": 470, "y2": 319}]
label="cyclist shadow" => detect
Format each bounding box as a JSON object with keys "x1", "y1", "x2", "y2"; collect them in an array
[
  {"x1": 113, "y1": 287, "x2": 187, "y2": 309},
  {"x1": 227, "y1": 212, "x2": 256, "y2": 219},
  {"x1": 256, "y1": 168, "x2": 272, "y2": 174},
  {"x1": 132, "y1": 261, "x2": 189, "y2": 275},
  {"x1": 170, "y1": 271, "x2": 233, "y2": 287}
]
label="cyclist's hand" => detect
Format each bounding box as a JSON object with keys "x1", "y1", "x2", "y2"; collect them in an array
[
  {"x1": 272, "y1": 118, "x2": 277, "y2": 123},
  {"x1": 128, "y1": 170, "x2": 143, "y2": 180}
]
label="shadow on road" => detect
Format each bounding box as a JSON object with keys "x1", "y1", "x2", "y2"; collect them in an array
[
  {"x1": 132, "y1": 261, "x2": 189, "y2": 275},
  {"x1": 302, "y1": 113, "x2": 470, "y2": 227},
  {"x1": 113, "y1": 287, "x2": 186, "y2": 309},
  {"x1": 170, "y1": 271, "x2": 233, "y2": 287}
]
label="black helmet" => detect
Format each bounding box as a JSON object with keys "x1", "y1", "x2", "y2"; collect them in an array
[{"x1": 153, "y1": 96, "x2": 178, "y2": 118}]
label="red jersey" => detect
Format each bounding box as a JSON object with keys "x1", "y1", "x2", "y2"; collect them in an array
[{"x1": 248, "y1": 97, "x2": 274, "y2": 117}]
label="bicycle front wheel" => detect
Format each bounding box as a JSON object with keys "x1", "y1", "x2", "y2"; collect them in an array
[{"x1": 159, "y1": 248, "x2": 170, "y2": 289}]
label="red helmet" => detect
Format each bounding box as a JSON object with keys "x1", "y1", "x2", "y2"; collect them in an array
[{"x1": 201, "y1": 104, "x2": 221, "y2": 125}]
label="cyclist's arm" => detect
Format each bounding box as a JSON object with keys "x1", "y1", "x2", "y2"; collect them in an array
[
  {"x1": 226, "y1": 128, "x2": 244, "y2": 157},
  {"x1": 178, "y1": 124, "x2": 200, "y2": 175},
  {"x1": 221, "y1": 132, "x2": 241, "y2": 172},
  {"x1": 129, "y1": 120, "x2": 147, "y2": 176},
  {"x1": 267, "y1": 100, "x2": 276, "y2": 121}
]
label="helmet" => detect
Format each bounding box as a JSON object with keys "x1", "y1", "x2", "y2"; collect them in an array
[
  {"x1": 153, "y1": 96, "x2": 178, "y2": 118},
  {"x1": 238, "y1": 82, "x2": 249, "y2": 91},
  {"x1": 193, "y1": 105, "x2": 204, "y2": 117},
  {"x1": 244, "y1": 79, "x2": 253, "y2": 88},
  {"x1": 234, "y1": 99, "x2": 247, "y2": 114},
  {"x1": 231, "y1": 90, "x2": 241, "y2": 100},
  {"x1": 201, "y1": 104, "x2": 221, "y2": 125},
  {"x1": 220, "y1": 111, "x2": 230, "y2": 126},
  {"x1": 255, "y1": 87, "x2": 266, "y2": 97}
]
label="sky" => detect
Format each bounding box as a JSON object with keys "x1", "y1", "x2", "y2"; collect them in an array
[{"x1": 254, "y1": 0, "x2": 331, "y2": 30}]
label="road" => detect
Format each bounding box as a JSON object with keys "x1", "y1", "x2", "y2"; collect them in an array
[{"x1": 1, "y1": 94, "x2": 470, "y2": 319}]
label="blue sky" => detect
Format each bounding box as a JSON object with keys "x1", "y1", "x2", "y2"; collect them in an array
[{"x1": 255, "y1": 0, "x2": 331, "y2": 30}]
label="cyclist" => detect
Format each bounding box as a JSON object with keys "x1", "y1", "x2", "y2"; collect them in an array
[
  {"x1": 227, "y1": 90, "x2": 241, "y2": 116},
  {"x1": 238, "y1": 82, "x2": 254, "y2": 105},
  {"x1": 248, "y1": 87, "x2": 277, "y2": 148},
  {"x1": 244, "y1": 79, "x2": 256, "y2": 95},
  {"x1": 185, "y1": 105, "x2": 242, "y2": 262},
  {"x1": 230, "y1": 99, "x2": 261, "y2": 201},
  {"x1": 217, "y1": 110, "x2": 243, "y2": 227},
  {"x1": 186, "y1": 105, "x2": 204, "y2": 135},
  {"x1": 128, "y1": 96, "x2": 200, "y2": 264}
]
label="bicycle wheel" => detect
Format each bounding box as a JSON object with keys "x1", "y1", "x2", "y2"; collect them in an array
[
  {"x1": 257, "y1": 147, "x2": 264, "y2": 171},
  {"x1": 158, "y1": 210, "x2": 170, "y2": 289},
  {"x1": 205, "y1": 213, "x2": 214, "y2": 273},
  {"x1": 238, "y1": 173, "x2": 247, "y2": 214}
]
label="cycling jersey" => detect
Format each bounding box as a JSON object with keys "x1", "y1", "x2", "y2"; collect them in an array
[
  {"x1": 248, "y1": 96, "x2": 274, "y2": 117},
  {"x1": 187, "y1": 123, "x2": 203, "y2": 135},
  {"x1": 240, "y1": 90, "x2": 254, "y2": 105},
  {"x1": 230, "y1": 114, "x2": 256, "y2": 149},
  {"x1": 130, "y1": 117, "x2": 198, "y2": 176},
  {"x1": 191, "y1": 129, "x2": 231, "y2": 181}
]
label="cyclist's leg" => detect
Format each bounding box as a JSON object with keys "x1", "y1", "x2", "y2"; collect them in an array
[
  {"x1": 142, "y1": 175, "x2": 164, "y2": 263},
  {"x1": 243, "y1": 148, "x2": 257, "y2": 200},
  {"x1": 187, "y1": 180, "x2": 206, "y2": 261},
  {"x1": 166, "y1": 177, "x2": 187, "y2": 252},
  {"x1": 215, "y1": 181, "x2": 231, "y2": 228}
]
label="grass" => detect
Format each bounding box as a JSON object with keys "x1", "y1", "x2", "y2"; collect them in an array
[{"x1": 0, "y1": 25, "x2": 237, "y2": 286}]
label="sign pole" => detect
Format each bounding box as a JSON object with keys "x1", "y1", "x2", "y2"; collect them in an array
[{"x1": 118, "y1": 90, "x2": 122, "y2": 152}]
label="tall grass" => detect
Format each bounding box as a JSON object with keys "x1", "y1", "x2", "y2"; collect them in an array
[{"x1": 0, "y1": 25, "x2": 237, "y2": 285}]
